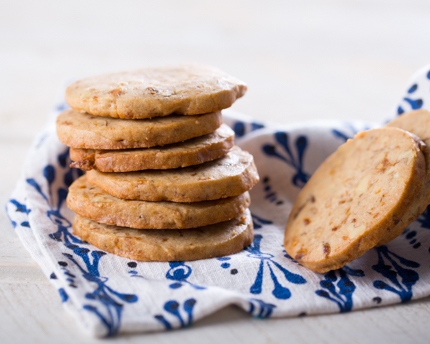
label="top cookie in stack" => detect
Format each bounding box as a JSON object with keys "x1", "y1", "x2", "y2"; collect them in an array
[{"x1": 57, "y1": 65, "x2": 259, "y2": 262}]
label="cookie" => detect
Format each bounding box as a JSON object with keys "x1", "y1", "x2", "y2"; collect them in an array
[
  {"x1": 86, "y1": 146, "x2": 259, "y2": 202},
  {"x1": 72, "y1": 209, "x2": 253, "y2": 261},
  {"x1": 67, "y1": 175, "x2": 251, "y2": 229},
  {"x1": 69, "y1": 124, "x2": 235, "y2": 172},
  {"x1": 56, "y1": 109, "x2": 222, "y2": 149},
  {"x1": 65, "y1": 64, "x2": 247, "y2": 119},
  {"x1": 284, "y1": 127, "x2": 426, "y2": 273},
  {"x1": 378, "y1": 110, "x2": 430, "y2": 245}
]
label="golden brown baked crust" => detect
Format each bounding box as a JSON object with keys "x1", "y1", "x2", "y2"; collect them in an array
[
  {"x1": 56, "y1": 109, "x2": 222, "y2": 149},
  {"x1": 284, "y1": 128, "x2": 426, "y2": 273},
  {"x1": 72, "y1": 210, "x2": 254, "y2": 261},
  {"x1": 65, "y1": 65, "x2": 247, "y2": 119},
  {"x1": 86, "y1": 146, "x2": 260, "y2": 202},
  {"x1": 69, "y1": 124, "x2": 235, "y2": 172},
  {"x1": 378, "y1": 110, "x2": 430, "y2": 245},
  {"x1": 67, "y1": 175, "x2": 251, "y2": 229}
]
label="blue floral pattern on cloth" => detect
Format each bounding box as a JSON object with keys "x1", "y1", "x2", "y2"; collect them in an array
[{"x1": 6, "y1": 67, "x2": 430, "y2": 336}]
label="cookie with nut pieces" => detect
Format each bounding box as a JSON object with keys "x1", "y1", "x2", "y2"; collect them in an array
[
  {"x1": 284, "y1": 127, "x2": 427, "y2": 273},
  {"x1": 67, "y1": 175, "x2": 251, "y2": 229},
  {"x1": 65, "y1": 64, "x2": 247, "y2": 119},
  {"x1": 86, "y1": 146, "x2": 259, "y2": 202},
  {"x1": 56, "y1": 109, "x2": 222, "y2": 149},
  {"x1": 72, "y1": 209, "x2": 254, "y2": 261},
  {"x1": 69, "y1": 124, "x2": 234, "y2": 172},
  {"x1": 377, "y1": 109, "x2": 430, "y2": 245}
]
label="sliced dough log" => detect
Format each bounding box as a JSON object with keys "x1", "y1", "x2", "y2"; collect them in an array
[
  {"x1": 67, "y1": 175, "x2": 251, "y2": 229},
  {"x1": 69, "y1": 124, "x2": 234, "y2": 172},
  {"x1": 65, "y1": 64, "x2": 247, "y2": 119},
  {"x1": 378, "y1": 109, "x2": 430, "y2": 245},
  {"x1": 72, "y1": 209, "x2": 254, "y2": 261},
  {"x1": 86, "y1": 146, "x2": 259, "y2": 202},
  {"x1": 56, "y1": 109, "x2": 222, "y2": 149},
  {"x1": 284, "y1": 127, "x2": 426, "y2": 273}
]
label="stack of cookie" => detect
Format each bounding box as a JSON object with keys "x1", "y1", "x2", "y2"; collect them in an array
[
  {"x1": 57, "y1": 65, "x2": 259, "y2": 261},
  {"x1": 285, "y1": 110, "x2": 430, "y2": 273}
]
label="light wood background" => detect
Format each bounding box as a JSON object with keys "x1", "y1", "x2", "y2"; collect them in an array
[{"x1": 1, "y1": 0, "x2": 430, "y2": 343}]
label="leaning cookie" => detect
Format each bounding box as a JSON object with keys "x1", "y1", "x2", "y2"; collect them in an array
[
  {"x1": 57, "y1": 109, "x2": 222, "y2": 149},
  {"x1": 72, "y1": 209, "x2": 254, "y2": 261},
  {"x1": 284, "y1": 127, "x2": 426, "y2": 273},
  {"x1": 65, "y1": 64, "x2": 247, "y2": 119},
  {"x1": 67, "y1": 175, "x2": 251, "y2": 229},
  {"x1": 378, "y1": 109, "x2": 430, "y2": 245},
  {"x1": 86, "y1": 146, "x2": 259, "y2": 202},
  {"x1": 69, "y1": 124, "x2": 235, "y2": 172}
]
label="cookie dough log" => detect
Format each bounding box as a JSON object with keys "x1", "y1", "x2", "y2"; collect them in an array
[
  {"x1": 72, "y1": 209, "x2": 254, "y2": 261},
  {"x1": 86, "y1": 147, "x2": 260, "y2": 202},
  {"x1": 65, "y1": 64, "x2": 247, "y2": 119},
  {"x1": 378, "y1": 109, "x2": 430, "y2": 245},
  {"x1": 284, "y1": 127, "x2": 426, "y2": 273},
  {"x1": 67, "y1": 175, "x2": 251, "y2": 229},
  {"x1": 69, "y1": 124, "x2": 235, "y2": 172},
  {"x1": 56, "y1": 109, "x2": 222, "y2": 150}
]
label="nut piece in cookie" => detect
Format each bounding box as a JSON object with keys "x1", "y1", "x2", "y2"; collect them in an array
[
  {"x1": 284, "y1": 127, "x2": 426, "y2": 273},
  {"x1": 65, "y1": 64, "x2": 247, "y2": 119},
  {"x1": 72, "y1": 209, "x2": 254, "y2": 261}
]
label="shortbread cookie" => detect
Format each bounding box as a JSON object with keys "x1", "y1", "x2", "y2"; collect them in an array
[
  {"x1": 72, "y1": 209, "x2": 254, "y2": 261},
  {"x1": 56, "y1": 109, "x2": 222, "y2": 149},
  {"x1": 67, "y1": 175, "x2": 251, "y2": 229},
  {"x1": 378, "y1": 110, "x2": 430, "y2": 245},
  {"x1": 65, "y1": 65, "x2": 247, "y2": 119},
  {"x1": 284, "y1": 128, "x2": 426, "y2": 273},
  {"x1": 69, "y1": 124, "x2": 235, "y2": 172},
  {"x1": 86, "y1": 146, "x2": 259, "y2": 202}
]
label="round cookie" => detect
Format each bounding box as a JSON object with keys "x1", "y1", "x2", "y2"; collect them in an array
[
  {"x1": 378, "y1": 110, "x2": 430, "y2": 245},
  {"x1": 69, "y1": 124, "x2": 235, "y2": 172},
  {"x1": 284, "y1": 127, "x2": 426, "y2": 273},
  {"x1": 67, "y1": 175, "x2": 251, "y2": 229},
  {"x1": 56, "y1": 109, "x2": 222, "y2": 149},
  {"x1": 65, "y1": 64, "x2": 247, "y2": 119},
  {"x1": 86, "y1": 146, "x2": 259, "y2": 202},
  {"x1": 72, "y1": 209, "x2": 254, "y2": 261}
]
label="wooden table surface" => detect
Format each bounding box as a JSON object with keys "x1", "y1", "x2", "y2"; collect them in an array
[{"x1": 1, "y1": 1, "x2": 430, "y2": 343}]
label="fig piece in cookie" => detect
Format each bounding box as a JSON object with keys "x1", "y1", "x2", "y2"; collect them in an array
[
  {"x1": 56, "y1": 109, "x2": 222, "y2": 150},
  {"x1": 72, "y1": 209, "x2": 254, "y2": 262},
  {"x1": 86, "y1": 146, "x2": 259, "y2": 202},
  {"x1": 377, "y1": 110, "x2": 430, "y2": 245},
  {"x1": 67, "y1": 175, "x2": 251, "y2": 229},
  {"x1": 69, "y1": 124, "x2": 234, "y2": 172},
  {"x1": 65, "y1": 64, "x2": 247, "y2": 119},
  {"x1": 284, "y1": 127, "x2": 426, "y2": 273}
]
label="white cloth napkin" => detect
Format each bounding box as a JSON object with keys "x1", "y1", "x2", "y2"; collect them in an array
[{"x1": 6, "y1": 66, "x2": 430, "y2": 337}]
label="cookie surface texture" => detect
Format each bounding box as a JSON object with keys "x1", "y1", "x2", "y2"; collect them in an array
[
  {"x1": 67, "y1": 175, "x2": 251, "y2": 229},
  {"x1": 72, "y1": 209, "x2": 254, "y2": 261},
  {"x1": 65, "y1": 64, "x2": 247, "y2": 119},
  {"x1": 56, "y1": 109, "x2": 222, "y2": 149},
  {"x1": 378, "y1": 110, "x2": 430, "y2": 245},
  {"x1": 284, "y1": 127, "x2": 426, "y2": 273},
  {"x1": 86, "y1": 146, "x2": 259, "y2": 202},
  {"x1": 69, "y1": 124, "x2": 235, "y2": 172}
]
